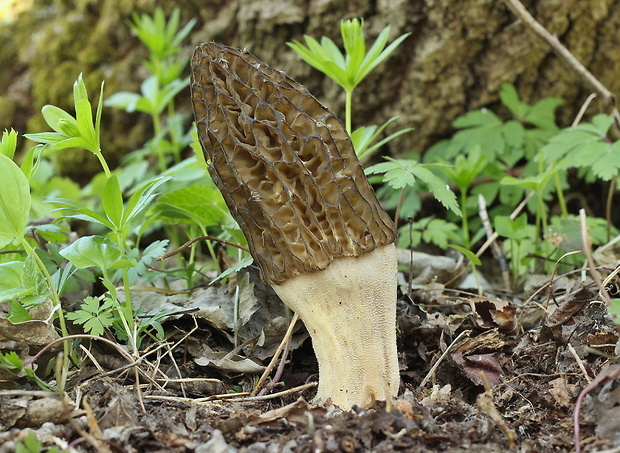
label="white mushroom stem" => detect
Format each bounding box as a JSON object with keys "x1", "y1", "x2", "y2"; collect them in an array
[{"x1": 272, "y1": 243, "x2": 399, "y2": 408}]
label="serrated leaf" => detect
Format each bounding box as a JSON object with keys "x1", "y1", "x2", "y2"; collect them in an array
[
  {"x1": 412, "y1": 165, "x2": 461, "y2": 216},
  {"x1": 499, "y1": 83, "x2": 528, "y2": 119},
  {"x1": 67, "y1": 296, "x2": 115, "y2": 336},
  {"x1": 367, "y1": 158, "x2": 461, "y2": 216},
  {"x1": 590, "y1": 146, "x2": 620, "y2": 180},
  {"x1": 525, "y1": 96, "x2": 563, "y2": 130}
]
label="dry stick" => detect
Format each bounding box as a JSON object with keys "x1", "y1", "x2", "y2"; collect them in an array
[
  {"x1": 158, "y1": 235, "x2": 249, "y2": 261},
  {"x1": 478, "y1": 194, "x2": 511, "y2": 291},
  {"x1": 420, "y1": 330, "x2": 472, "y2": 388},
  {"x1": 258, "y1": 339, "x2": 290, "y2": 396},
  {"x1": 251, "y1": 312, "x2": 300, "y2": 396},
  {"x1": 475, "y1": 192, "x2": 534, "y2": 259},
  {"x1": 574, "y1": 365, "x2": 620, "y2": 453},
  {"x1": 503, "y1": 0, "x2": 620, "y2": 127},
  {"x1": 572, "y1": 209, "x2": 615, "y2": 453},
  {"x1": 572, "y1": 93, "x2": 597, "y2": 127},
  {"x1": 579, "y1": 209, "x2": 611, "y2": 303},
  {"x1": 566, "y1": 342, "x2": 592, "y2": 384}
]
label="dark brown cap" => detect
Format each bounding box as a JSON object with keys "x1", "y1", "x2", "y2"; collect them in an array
[{"x1": 191, "y1": 42, "x2": 396, "y2": 285}]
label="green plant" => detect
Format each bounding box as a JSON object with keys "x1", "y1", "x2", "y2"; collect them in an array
[
  {"x1": 366, "y1": 157, "x2": 461, "y2": 218},
  {"x1": 0, "y1": 147, "x2": 72, "y2": 384},
  {"x1": 25, "y1": 74, "x2": 108, "y2": 176},
  {"x1": 288, "y1": 18, "x2": 412, "y2": 158},
  {"x1": 15, "y1": 431, "x2": 68, "y2": 453},
  {"x1": 106, "y1": 7, "x2": 195, "y2": 171}
]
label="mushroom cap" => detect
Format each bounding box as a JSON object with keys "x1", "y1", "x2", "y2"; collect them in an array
[{"x1": 191, "y1": 42, "x2": 396, "y2": 285}]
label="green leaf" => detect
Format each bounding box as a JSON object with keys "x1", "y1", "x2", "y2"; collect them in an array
[
  {"x1": 495, "y1": 214, "x2": 530, "y2": 240},
  {"x1": 541, "y1": 114, "x2": 618, "y2": 179},
  {"x1": 66, "y1": 296, "x2": 116, "y2": 336},
  {"x1": 448, "y1": 244, "x2": 481, "y2": 266},
  {"x1": 0, "y1": 153, "x2": 31, "y2": 247},
  {"x1": 19, "y1": 144, "x2": 44, "y2": 181},
  {"x1": 287, "y1": 18, "x2": 409, "y2": 92},
  {"x1": 0, "y1": 351, "x2": 24, "y2": 374},
  {"x1": 351, "y1": 116, "x2": 413, "y2": 160},
  {"x1": 102, "y1": 175, "x2": 124, "y2": 229},
  {"x1": 8, "y1": 299, "x2": 32, "y2": 323},
  {"x1": 151, "y1": 185, "x2": 228, "y2": 226},
  {"x1": 0, "y1": 128, "x2": 18, "y2": 159},
  {"x1": 122, "y1": 176, "x2": 171, "y2": 227},
  {"x1": 499, "y1": 83, "x2": 528, "y2": 119},
  {"x1": 60, "y1": 236, "x2": 134, "y2": 270},
  {"x1": 0, "y1": 261, "x2": 27, "y2": 301},
  {"x1": 366, "y1": 158, "x2": 461, "y2": 216},
  {"x1": 104, "y1": 91, "x2": 142, "y2": 111},
  {"x1": 41, "y1": 104, "x2": 77, "y2": 136},
  {"x1": 608, "y1": 299, "x2": 620, "y2": 323},
  {"x1": 524, "y1": 96, "x2": 563, "y2": 130}
]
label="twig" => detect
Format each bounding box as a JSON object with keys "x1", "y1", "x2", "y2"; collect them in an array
[
  {"x1": 574, "y1": 365, "x2": 620, "y2": 453},
  {"x1": 228, "y1": 382, "x2": 317, "y2": 402},
  {"x1": 572, "y1": 93, "x2": 597, "y2": 127},
  {"x1": 579, "y1": 209, "x2": 610, "y2": 303},
  {"x1": 158, "y1": 235, "x2": 249, "y2": 261},
  {"x1": 143, "y1": 381, "x2": 318, "y2": 403},
  {"x1": 566, "y1": 342, "x2": 592, "y2": 384},
  {"x1": 259, "y1": 338, "x2": 290, "y2": 396},
  {"x1": 478, "y1": 194, "x2": 511, "y2": 291},
  {"x1": 503, "y1": 0, "x2": 620, "y2": 129},
  {"x1": 420, "y1": 330, "x2": 472, "y2": 388},
  {"x1": 476, "y1": 191, "x2": 534, "y2": 258},
  {"x1": 251, "y1": 312, "x2": 300, "y2": 396}
]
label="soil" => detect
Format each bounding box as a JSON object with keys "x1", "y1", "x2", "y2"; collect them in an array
[{"x1": 1, "y1": 266, "x2": 620, "y2": 453}]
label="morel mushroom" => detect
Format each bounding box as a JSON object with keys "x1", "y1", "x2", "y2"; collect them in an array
[{"x1": 190, "y1": 42, "x2": 399, "y2": 408}]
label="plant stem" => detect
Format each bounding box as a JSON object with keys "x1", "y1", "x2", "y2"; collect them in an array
[
  {"x1": 553, "y1": 170, "x2": 568, "y2": 217},
  {"x1": 167, "y1": 101, "x2": 181, "y2": 164},
  {"x1": 19, "y1": 238, "x2": 70, "y2": 387},
  {"x1": 95, "y1": 151, "x2": 112, "y2": 179},
  {"x1": 345, "y1": 89, "x2": 353, "y2": 134},
  {"x1": 152, "y1": 112, "x2": 166, "y2": 172},
  {"x1": 461, "y1": 189, "x2": 470, "y2": 247},
  {"x1": 101, "y1": 267, "x2": 137, "y2": 354}
]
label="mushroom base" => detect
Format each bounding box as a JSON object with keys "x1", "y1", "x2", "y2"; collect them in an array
[{"x1": 272, "y1": 243, "x2": 399, "y2": 409}]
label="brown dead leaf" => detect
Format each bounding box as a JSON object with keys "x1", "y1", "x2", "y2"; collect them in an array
[
  {"x1": 547, "y1": 377, "x2": 578, "y2": 408},
  {"x1": 453, "y1": 329, "x2": 508, "y2": 355},
  {"x1": 8, "y1": 395, "x2": 75, "y2": 428},
  {"x1": 546, "y1": 287, "x2": 594, "y2": 327},
  {"x1": 587, "y1": 330, "x2": 618, "y2": 355},
  {"x1": 0, "y1": 316, "x2": 59, "y2": 346},
  {"x1": 470, "y1": 298, "x2": 517, "y2": 334},
  {"x1": 98, "y1": 394, "x2": 138, "y2": 429},
  {"x1": 452, "y1": 352, "x2": 504, "y2": 387},
  {"x1": 249, "y1": 397, "x2": 323, "y2": 427}
]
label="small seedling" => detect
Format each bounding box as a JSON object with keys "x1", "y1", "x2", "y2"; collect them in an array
[{"x1": 288, "y1": 18, "x2": 412, "y2": 157}]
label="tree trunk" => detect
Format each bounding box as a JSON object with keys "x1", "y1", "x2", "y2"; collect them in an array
[{"x1": 0, "y1": 0, "x2": 618, "y2": 178}]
